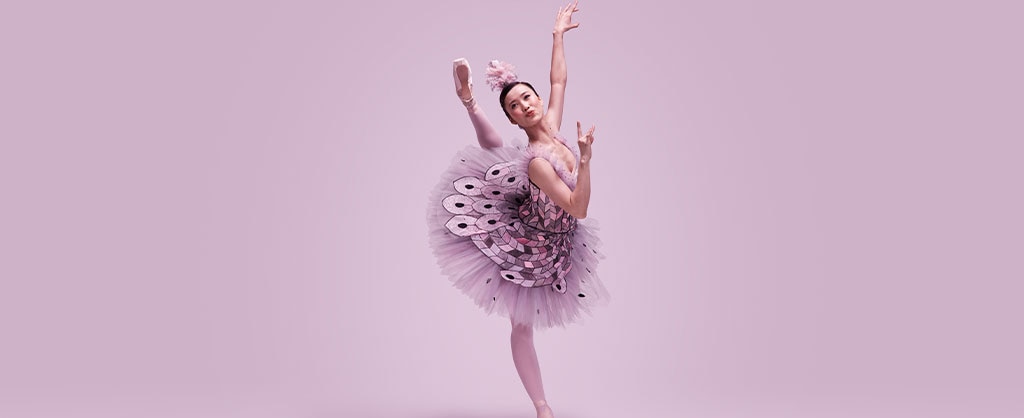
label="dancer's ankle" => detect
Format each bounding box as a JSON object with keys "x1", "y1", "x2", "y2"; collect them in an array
[
  {"x1": 534, "y1": 399, "x2": 554, "y2": 418},
  {"x1": 462, "y1": 96, "x2": 478, "y2": 111}
]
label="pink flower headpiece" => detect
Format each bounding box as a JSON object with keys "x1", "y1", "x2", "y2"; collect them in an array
[{"x1": 485, "y1": 60, "x2": 519, "y2": 92}]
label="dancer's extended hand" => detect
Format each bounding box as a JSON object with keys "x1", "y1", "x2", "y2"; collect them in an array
[
  {"x1": 577, "y1": 121, "x2": 595, "y2": 164},
  {"x1": 554, "y1": 1, "x2": 580, "y2": 34}
]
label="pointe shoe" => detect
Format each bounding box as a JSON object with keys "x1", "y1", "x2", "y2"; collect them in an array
[
  {"x1": 534, "y1": 400, "x2": 555, "y2": 418},
  {"x1": 452, "y1": 58, "x2": 476, "y2": 109}
]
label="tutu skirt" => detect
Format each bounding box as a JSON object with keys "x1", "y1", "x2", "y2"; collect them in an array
[{"x1": 427, "y1": 143, "x2": 608, "y2": 329}]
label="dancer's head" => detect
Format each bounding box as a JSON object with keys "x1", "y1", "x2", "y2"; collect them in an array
[
  {"x1": 500, "y1": 82, "x2": 542, "y2": 127},
  {"x1": 485, "y1": 60, "x2": 542, "y2": 127}
]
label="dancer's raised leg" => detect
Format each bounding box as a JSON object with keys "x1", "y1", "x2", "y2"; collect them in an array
[
  {"x1": 511, "y1": 320, "x2": 555, "y2": 418},
  {"x1": 453, "y1": 58, "x2": 503, "y2": 149}
]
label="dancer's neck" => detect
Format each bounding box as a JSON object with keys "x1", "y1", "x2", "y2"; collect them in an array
[{"x1": 524, "y1": 122, "x2": 558, "y2": 147}]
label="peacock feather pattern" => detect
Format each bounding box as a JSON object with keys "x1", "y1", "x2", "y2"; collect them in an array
[
  {"x1": 441, "y1": 159, "x2": 574, "y2": 293},
  {"x1": 427, "y1": 135, "x2": 608, "y2": 328}
]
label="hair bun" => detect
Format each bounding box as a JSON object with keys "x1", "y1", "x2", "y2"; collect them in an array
[{"x1": 485, "y1": 60, "x2": 519, "y2": 92}]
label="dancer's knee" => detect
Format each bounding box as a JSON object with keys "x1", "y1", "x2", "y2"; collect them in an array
[{"x1": 510, "y1": 321, "x2": 534, "y2": 341}]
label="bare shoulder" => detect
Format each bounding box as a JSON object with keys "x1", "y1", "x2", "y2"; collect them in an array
[
  {"x1": 528, "y1": 157, "x2": 562, "y2": 182},
  {"x1": 528, "y1": 157, "x2": 556, "y2": 176}
]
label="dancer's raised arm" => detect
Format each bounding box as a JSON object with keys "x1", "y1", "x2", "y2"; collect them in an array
[{"x1": 545, "y1": 1, "x2": 580, "y2": 132}]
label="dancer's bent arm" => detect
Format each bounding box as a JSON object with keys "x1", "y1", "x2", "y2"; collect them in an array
[{"x1": 528, "y1": 121, "x2": 595, "y2": 219}]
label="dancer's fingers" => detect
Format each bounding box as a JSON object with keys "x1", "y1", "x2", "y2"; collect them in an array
[{"x1": 577, "y1": 121, "x2": 583, "y2": 138}]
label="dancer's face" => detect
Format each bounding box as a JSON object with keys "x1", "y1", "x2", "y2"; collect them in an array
[{"x1": 503, "y1": 84, "x2": 543, "y2": 127}]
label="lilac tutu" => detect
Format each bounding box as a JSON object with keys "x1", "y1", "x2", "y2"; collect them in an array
[{"x1": 427, "y1": 136, "x2": 608, "y2": 329}]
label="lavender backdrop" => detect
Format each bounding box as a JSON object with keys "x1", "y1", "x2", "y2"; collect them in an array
[{"x1": 2, "y1": 1, "x2": 1021, "y2": 417}]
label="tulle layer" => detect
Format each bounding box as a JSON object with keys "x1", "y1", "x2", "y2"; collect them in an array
[{"x1": 427, "y1": 145, "x2": 608, "y2": 329}]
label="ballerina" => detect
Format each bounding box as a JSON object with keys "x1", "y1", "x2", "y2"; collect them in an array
[{"x1": 428, "y1": 2, "x2": 605, "y2": 417}]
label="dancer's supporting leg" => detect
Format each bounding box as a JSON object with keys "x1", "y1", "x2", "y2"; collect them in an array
[
  {"x1": 454, "y1": 58, "x2": 503, "y2": 149},
  {"x1": 511, "y1": 320, "x2": 555, "y2": 418}
]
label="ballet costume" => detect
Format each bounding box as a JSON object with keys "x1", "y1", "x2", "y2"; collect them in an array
[{"x1": 427, "y1": 63, "x2": 608, "y2": 328}]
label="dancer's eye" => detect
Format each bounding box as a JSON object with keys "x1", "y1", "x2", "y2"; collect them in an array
[{"x1": 510, "y1": 103, "x2": 518, "y2": 109}]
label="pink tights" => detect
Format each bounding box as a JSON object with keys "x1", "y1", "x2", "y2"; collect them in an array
[
  {"x1": 464, "y1": 101, "x2": 504, "y2": 149},
  {"x1": 511, "y1": 320, "x2": 555, "y2": 418}
]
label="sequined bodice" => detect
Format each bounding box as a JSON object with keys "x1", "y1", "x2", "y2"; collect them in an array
[{"x1": 518, "y1": 181, "x2": 577, "y2": 234}]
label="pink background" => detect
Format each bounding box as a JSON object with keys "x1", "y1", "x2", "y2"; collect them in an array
[{"x1": 2, "y1": 1, "x2": 1021, "y2": 417}]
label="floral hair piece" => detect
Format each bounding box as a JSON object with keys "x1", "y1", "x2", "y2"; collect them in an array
[{"x1": 485, "y1": 60, "x2": 519, "y2": 92}]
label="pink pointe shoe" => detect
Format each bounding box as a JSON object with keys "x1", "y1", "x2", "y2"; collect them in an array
[
  {"x1": 535, "y1": 400, "x2": 555, "y2": 418},
  {"x1": 453, "y1": 58, "x2": 476, "y2": 110}
]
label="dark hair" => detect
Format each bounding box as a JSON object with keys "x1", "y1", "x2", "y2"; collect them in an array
[{"x1": 498, "y1": 81, "x2": 539, "y2": 121}]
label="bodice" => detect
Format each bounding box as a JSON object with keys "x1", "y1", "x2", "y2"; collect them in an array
[{"x1": 518, "y1": 181, "x2": 577, "y2": 234}]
